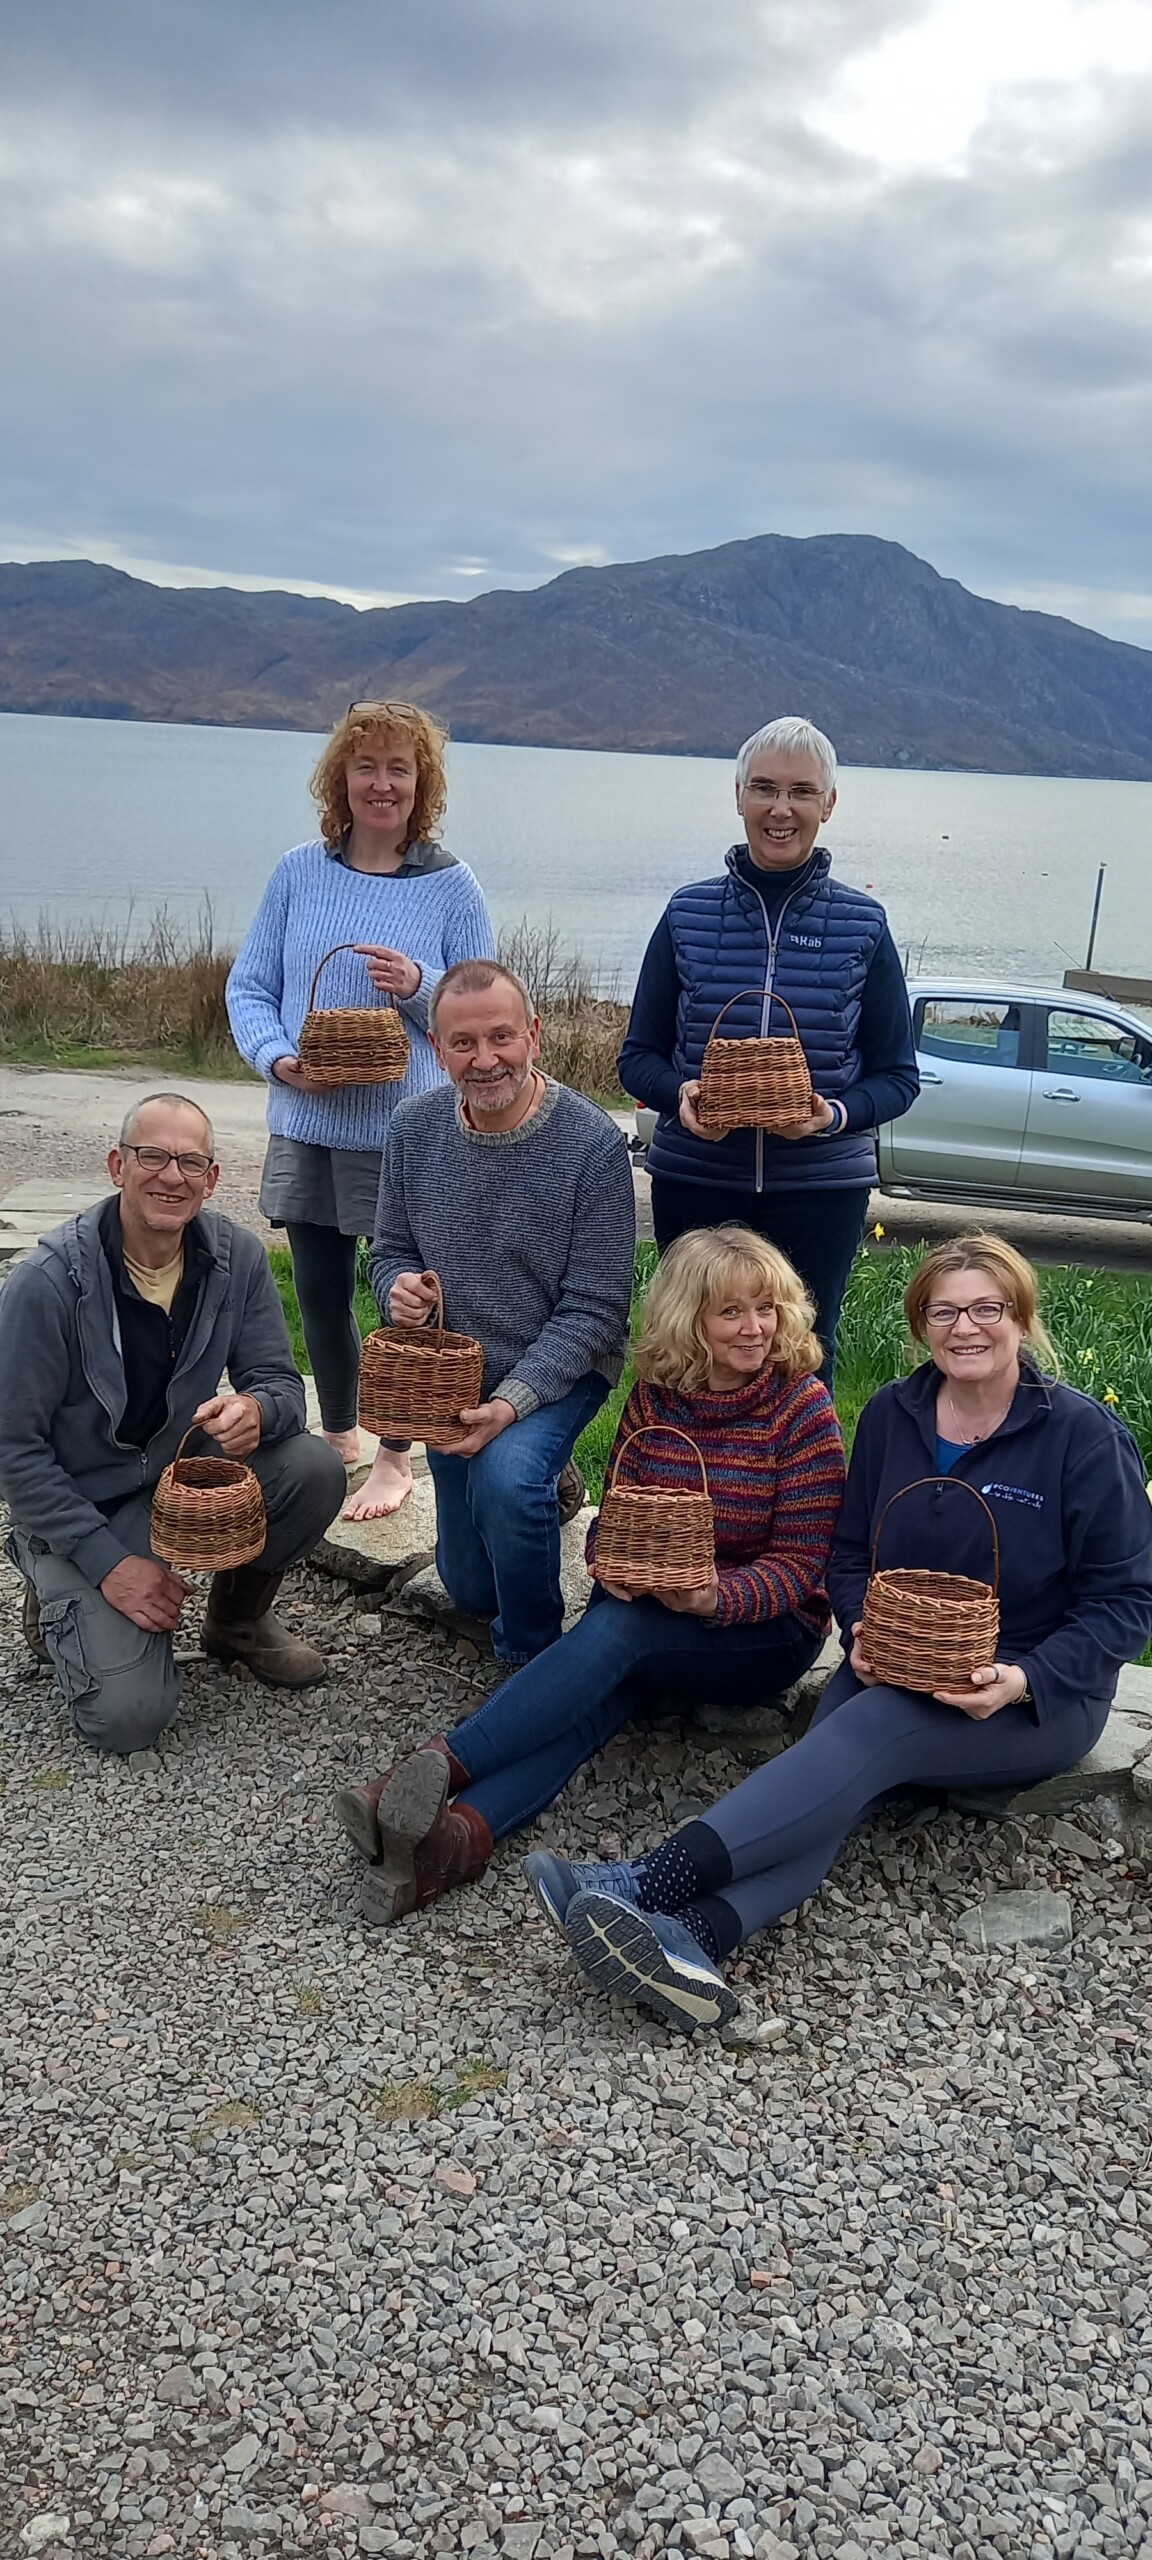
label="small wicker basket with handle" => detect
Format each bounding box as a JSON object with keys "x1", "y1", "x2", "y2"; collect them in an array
[
  {"x1": 296, "y1": 941, "x2": 410, "y2": 1090},
  {"x1": 358, "y1": 1272, "x2": 485, "y2": 1449},
  {"x1": 591, "y1": 1424, "x2": 715, "y2": 1594},
  {"x1": 860, "y1": 1476, "x2": 1000, "y2": 1693},
  {"x1": 697, "y1": 988, "x2": 813, "y2": 1133},
  {"x1": 151, "y1": 1430, "x2": 267, "y2": 1573}
]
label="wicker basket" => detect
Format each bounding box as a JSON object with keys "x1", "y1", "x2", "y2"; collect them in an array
[
  {"x1": 591, "y1": 1425, "x2": 715, "y2": 1593},
  {"x1": 296, "y1": 941, "x2": 410, "y2": 1090},
  {"x1": 151, "y1": 1431, "x2": 267, "y2": 1572},
  {"x1": 697, "y1": 989, "x2": 813, "y2": 1133},
  {"x1": 358, "y1": 1272, "x2": 485, "y2": 1449},
  {"x1": 860, "y1": 1476, "x2": 1000, "y2": 1692}
]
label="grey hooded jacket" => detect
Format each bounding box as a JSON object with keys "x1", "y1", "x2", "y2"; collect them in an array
[{"x1": 0, "y1": 1201, "x2": 305, "y2": 1585}]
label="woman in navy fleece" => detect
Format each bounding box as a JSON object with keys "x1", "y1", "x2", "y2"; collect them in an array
[
  {"x1": 619, "y1": 714, "x2": 918, "y2": 1364},
  {"x1": 539, "y1": 1234, "x2": 1152, "y2": 2034}
]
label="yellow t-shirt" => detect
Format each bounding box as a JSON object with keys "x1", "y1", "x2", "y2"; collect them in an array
[{"x1": 123, "y1": 1245, "x2": 185, "y2": 1314}]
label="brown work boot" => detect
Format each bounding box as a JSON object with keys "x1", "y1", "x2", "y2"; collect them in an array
[
  {"x1": 557, "y1": 1459, "x2": 586, "y2": 1526},
  {"x1": 21, "y1": 1581, "x2": 49, "y2": 1663},
  {"x1": 335, "y1": 1733, "x2": 472, "y2": 1862},
  {"x1": 359, "y1": 1761, "x2": 492, "y2": 1926},
  {"x1": 203, "y1": 1567, "x2": 326, "y2": 1688}
]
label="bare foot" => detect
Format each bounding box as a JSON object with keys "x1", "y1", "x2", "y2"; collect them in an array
[
  {"x1": 323, "y1": 1426, "x2": 362, "y2": 1469},
  {"x1": 344, "y1": 1446, "x2": 414, "y2": 1521}
]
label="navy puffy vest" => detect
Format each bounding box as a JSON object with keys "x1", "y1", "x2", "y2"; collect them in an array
[{"x1": 647, "y1": 846, "x2": 886, "y2": 1193}]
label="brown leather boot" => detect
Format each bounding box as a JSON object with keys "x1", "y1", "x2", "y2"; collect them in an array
[
  {"x1": 203, "y1": 1568, "x2": 326, "y2": 1687},
  {"x1": 359, "y1": 1778, "x2": 493, "y2": 1927},
  {"x1": 22, "y1": 1581, "x2": 49, "y2": 1663},
  {"x1": 335, "y1": 1734, "x2": 472, "y2": 1862},
  {"x1": 557, "y1": 1459, "x2": 586, "y2": 1527}
]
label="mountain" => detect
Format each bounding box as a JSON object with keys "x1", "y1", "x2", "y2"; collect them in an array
[{"x1": 2, "y1": 534, "x2": 1151, "y2": 779}]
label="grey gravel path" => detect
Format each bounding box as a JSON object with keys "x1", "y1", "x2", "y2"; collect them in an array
[{"x1": 3, "y1": 1532, "x2": 1152, "y2": 2560}]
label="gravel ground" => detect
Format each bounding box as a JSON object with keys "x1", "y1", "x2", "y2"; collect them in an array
[{"x1": 4, "y1": 1536, "x2": 1152, "y2": 2560}]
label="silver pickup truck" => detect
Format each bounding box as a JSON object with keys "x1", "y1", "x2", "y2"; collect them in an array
[{"x1": 631, "y1": 978, "x2": 1152, "y2": 1218}]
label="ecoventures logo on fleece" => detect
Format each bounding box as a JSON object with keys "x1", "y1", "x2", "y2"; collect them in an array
[{"x1": 981, "y1": 1481, "x2": 1044, "y2": 1510}]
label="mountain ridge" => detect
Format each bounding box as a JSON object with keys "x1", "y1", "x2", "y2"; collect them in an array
[{"x1": 2, "y1": 533, "x2": 1151, "y2": 780}]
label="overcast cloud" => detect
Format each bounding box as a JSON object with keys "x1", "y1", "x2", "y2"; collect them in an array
[{"x1": 2, "y1": 0, "x2": 1150, "y2": 640}]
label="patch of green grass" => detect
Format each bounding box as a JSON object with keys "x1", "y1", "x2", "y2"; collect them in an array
[
  {"x1": 0, "y1": 2182, "x2": 39, "y2": 2217},
  {"x1": 28, "y1": 1766, "x2": 72, "y2": 1791},
  {"x1": 196, "y1": 1900, "x2": 254, "y2": 1944},
  {"x1": 366, "y1": 2079, "x2": 439, "y2": 2123},
  {"x1": 194, "y1": 2101, "x2": 262, "y2": 2143},
  {"x1": 443, "y1": 2060, "x2": 508, "y2": 2109},
  {"x1": 293, "y1": 1981, "x2": 323, "y2": 2018}
]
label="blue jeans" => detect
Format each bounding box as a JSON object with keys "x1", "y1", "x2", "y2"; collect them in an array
[
  {"x1": 426, "y1": 1375, "x2": 607, "y2": 1664},
  {"x1": 445, "y1": 1584, "x2": 824, "y2": 1835}
]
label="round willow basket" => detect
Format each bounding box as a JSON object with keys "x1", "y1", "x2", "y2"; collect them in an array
[
  {"x1": 697, "y1": 989, "x2": 813, "y2": 1134},
  {"x1": 860, "y1": 1476, "x2": 1000, "y2": 1693},
  {"x1": 591, "y1": 1424, "x2": 715, "y2": 1594},
  {"x1": 358, "y1": 1273, "x2": 485, "y2": 1449},
  {"x1": 151, "y1": 1431, "x2": 267, "y2": 1572},
  {"x1": 296, "y1": 941, "x2": 410, "y2": 1090}
]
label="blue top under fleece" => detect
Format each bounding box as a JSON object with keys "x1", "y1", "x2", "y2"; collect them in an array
[{"x1": 829, "y1": 1357, "x2": 1152, "y2": 1725}]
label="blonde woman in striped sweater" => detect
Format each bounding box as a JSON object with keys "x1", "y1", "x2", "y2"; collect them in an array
[{"x1": 337, "y1": 1226, "x2": 845, "y2": 1925}]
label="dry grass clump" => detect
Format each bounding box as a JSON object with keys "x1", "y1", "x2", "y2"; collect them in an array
[
  {"x1": 0, "y1": 910, "x2": 235, "y2": 1069},
  {"x1": 498, "y1": 918, "x2": 627, "y2": 1104}
]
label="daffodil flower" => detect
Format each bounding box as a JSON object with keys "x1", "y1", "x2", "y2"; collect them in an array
[
  {"x1": 1103, "y1": 1387, "x2": 1119, "y2": 1406},
  {"x1": 872, "y1": 1221, "x2": 885, "y2": 1239}
]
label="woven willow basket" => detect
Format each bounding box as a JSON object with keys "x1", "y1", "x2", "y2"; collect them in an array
[
  {"x1": 860, "y1": 1476, "x2": 1000, "y2": 1692},
  {"x1": 151, "y1": 1431, "x2": 267, "y2": 1572},
  {"x1": 697, "y1": 989, "x2": 813, "y2": 1134},
  {"x1": 296, "y1": 941, "x2": 410, "y2": 1090},
  {"x1": 591, "y1": 1424, "x2": 715, "y2": 1593},
  {"x1": 358, "y1": 1273, "x2": 485, "y2": 1449}
]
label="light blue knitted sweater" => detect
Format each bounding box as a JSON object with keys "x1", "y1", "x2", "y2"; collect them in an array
[{"x1": 226, "y1": 841, "x2": 495, "y2": 1150}]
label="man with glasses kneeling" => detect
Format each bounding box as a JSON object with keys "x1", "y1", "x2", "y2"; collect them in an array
[{"x1": 0, "y1": 1092, "x2": 347, "y2": 1752}]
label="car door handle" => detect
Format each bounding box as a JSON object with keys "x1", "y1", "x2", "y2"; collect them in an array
[
  {"x1": 918, "y1": 1069, "x2": 943, "y2": 1084},
  {"x1": 1042, "y1": 1087, "x2": 1080, "y2": 1101}
]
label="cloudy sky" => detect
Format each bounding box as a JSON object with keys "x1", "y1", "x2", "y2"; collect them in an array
[{"x1": 3, "y1": 0, "x2": 1151, "y2": 641}]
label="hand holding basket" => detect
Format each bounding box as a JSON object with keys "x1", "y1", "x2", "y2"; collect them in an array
[
  {"x1": 151, "y1": 1430, "x2": 268, "y2": 1573},
  {"x1": 358, "y1": 1273, "x2": 485, "y2": 1449},
  {"x1": 296, "y1": 942, "x2": 410, "y2": 1091},
  {"x1": 591, "y1": 1425, "x2": 715, "y2": 1593},
  {"x1": 859, "y1": 1477, "x2": 1000, "y2": 1693}
]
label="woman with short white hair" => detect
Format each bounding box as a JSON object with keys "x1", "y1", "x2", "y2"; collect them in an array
[{"x1": 619, "y1": 713, "x2": 919, "y2": 1369}]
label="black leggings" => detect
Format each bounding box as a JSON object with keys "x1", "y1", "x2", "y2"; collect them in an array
[
  {"x1": 650, "y1": 1177, "x2": 870, "y2": 1374},
  {"x1": 285, "y1": 1222, "x2": 407, "y2": 1448}
]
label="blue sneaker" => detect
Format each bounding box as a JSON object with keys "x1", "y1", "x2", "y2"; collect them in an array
[
  {"x1": 522, "y1": 1850, "x2": 642, "y2": 1937},
  {"x1": 564, "y1": 1891, "x2": 740, "y2": 2035}
]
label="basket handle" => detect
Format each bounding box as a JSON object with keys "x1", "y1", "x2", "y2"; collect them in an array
[
  {"x1": 168, "y1": 1426, "x2": 218, "y2": 1481},
  {"x1": 305, "y1": 942, "x2": 400, "y2": 1015},
  {"x1": 869, "y1": 1475, "x2": 1000, "y2": 1595},
  {"x1": 606, "y1": 1423, "x2": 709, "y2": 1499},
  {"x1": 707, "y1": 987, "x2": 802, "y2": 1045}
]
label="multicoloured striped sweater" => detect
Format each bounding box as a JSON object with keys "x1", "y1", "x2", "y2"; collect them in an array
[{"x1": 590, "y1": 1367, "x2": 845, "y2": 1630}]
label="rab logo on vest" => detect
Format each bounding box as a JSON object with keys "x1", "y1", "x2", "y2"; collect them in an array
[{"x1": 785, "y1": 933, "x2": 823, "y2": 950}]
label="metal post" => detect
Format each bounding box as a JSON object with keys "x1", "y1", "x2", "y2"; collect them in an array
[{"x1": 1085, "y1": 863, "x2": 1106, "y2": 971}]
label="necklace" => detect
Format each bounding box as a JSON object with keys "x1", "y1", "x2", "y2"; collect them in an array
[{"x1": 943, "y1": 1382, "x2": 1016, "y2": 1445}]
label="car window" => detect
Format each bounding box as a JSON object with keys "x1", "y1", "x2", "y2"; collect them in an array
[
  {"x1": 917, "y1": 1000, "x2": 1023, "y2": 1069},
  {"x1": 1045, "y1": 1010, "x2": 1152, "y2": 1085}
]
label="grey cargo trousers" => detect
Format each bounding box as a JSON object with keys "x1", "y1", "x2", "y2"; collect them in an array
[{"x1": 9, "y1": 1431, "x2": 346, "y2": 1754}]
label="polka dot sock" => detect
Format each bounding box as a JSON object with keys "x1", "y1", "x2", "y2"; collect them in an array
[
  {"x1": 679, "y1": 1905, "x2": 723, "y2": 1965},
  {"x1": 635, "y1": 1819, "x2": 731, "y2": 1915}
]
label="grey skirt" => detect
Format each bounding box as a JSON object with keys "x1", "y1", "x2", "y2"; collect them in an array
[{"x1": 259, "y1": 1137, "x2": 383, "y2": 1237}]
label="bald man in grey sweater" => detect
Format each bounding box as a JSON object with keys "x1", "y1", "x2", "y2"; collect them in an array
[{"x1": 370, "y1": 962, "x2": 635, "y2": 1665}]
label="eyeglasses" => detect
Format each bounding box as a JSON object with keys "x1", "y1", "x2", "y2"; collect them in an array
[
  {"x1": 123, "y1": 1145, "x2": 215, "y2": 1178},
  {"x1": 741, "y1": 779, "x2": 824, "y2": 801},
  {"x1": 345, "y1": 699, "x2": 423, "y2": 719},
  {"x1": 923, "y1": 1299, "x2": 1009, "y2": 1328}
]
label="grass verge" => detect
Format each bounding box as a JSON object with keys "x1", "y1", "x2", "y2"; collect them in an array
[{"x1": 271, "y1": 1238, "x2": 1152, "y2": 1501}]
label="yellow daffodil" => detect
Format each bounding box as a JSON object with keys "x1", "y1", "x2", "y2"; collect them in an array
[
  {"x1": 872, "y1": 1221, "x2": 885, "y2": 1239},
  {"x1": 1103, "y1": 1387, "x2": 1119, "y2": 1405}
]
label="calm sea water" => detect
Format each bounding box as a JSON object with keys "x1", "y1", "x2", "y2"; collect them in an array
[{"x1": 4, "y1": 710, "x2": 1151, "y2": 988}]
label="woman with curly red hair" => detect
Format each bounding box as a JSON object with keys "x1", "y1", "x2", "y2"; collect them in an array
[{"x1": 227, "y1": 701, "x2": 494, "y2": 1520}]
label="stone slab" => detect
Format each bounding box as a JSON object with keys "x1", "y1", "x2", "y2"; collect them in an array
[
  {"x1": 688, "y1": 1635, "x2": 840, "y2": 1758},
  {"x1": 397, "y1": 1505, "x2": 599, "y2": 1637},
  {"x1": 956, "y1": 1889, "x2": 1073, "y2": 1950},
  {"x1": 949, "y1": 1665, "x2": 1152, "y2": 1820},
  {"x1": 0, "y1": 1178, "x2": 107, "y2": 1269}
]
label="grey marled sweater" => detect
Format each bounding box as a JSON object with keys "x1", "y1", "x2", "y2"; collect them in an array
[{"x1": 369, "y1": 1079, "x2": 635, "y2": 1416}]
